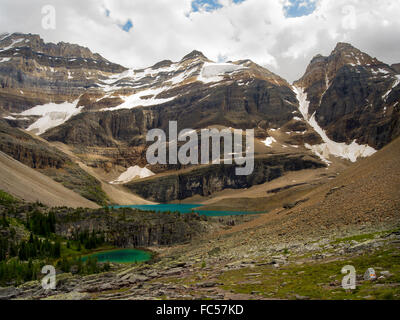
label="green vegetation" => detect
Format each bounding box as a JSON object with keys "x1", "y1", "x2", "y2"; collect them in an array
[
  {"x1": 0, "y1": 190, "x2": 112, "y2": 286},
  {"x1": 17, "y1": 234, "x2": 61, "y2": 261},
  {"x1": 43, "y1": 166, "x2": 109, "y2": 206},
  {"x1": 26, "y1": 210, "x2": 56, "y2": 236},
  {"x1": 57, "y1": 256, "x2": 110, "y2": 275},
  {"x1": 218, "y1": 245, "x2": 400, "y2": 300},
  {"x1": 333, "y1": 233, "x2": 377, "y2": 244},
  {"x1": 333, "y1": 228, "x2": 400, "y2": 244},
  {"x1": 0, "y1": 190, "x2": 18, "y2": 206},
  {"x1": 71, "y1": 230, "x2": 106, "y2": 250},
  {"x1": 0, "y1": 259, "x2": 44, "y2": 286}
]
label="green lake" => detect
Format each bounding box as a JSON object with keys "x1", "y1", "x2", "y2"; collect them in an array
[
  {"x1": 83, "y1": 249, "x2": 151, "y2": 263},
  {"x1": 111, "y1": 204, "x2": 263, "y2": 217}
]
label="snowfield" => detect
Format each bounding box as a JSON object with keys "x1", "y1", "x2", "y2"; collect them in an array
[
  {"x1": 101, "y1": 87, "x2": 175, "y2": 111},
  {"x1": 197, "y1": 62, "x2": 246, "y2": 83},
  {"x1": 19, "y1": 100, "x2": 82, "y2": 135},
  {"x1": 293, "y1": 86, "x2": 376, "y2": 163},
  {"x1": 110, "y1": 166, "x2": 155, "y2": 184},
  {"x1": 97, "y1": 59, "x2": 248, "y2": 110}
]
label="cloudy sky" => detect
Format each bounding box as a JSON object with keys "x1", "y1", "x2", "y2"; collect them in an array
[{"x1": 1, "y1": 0, "x2": 399, "y2": 82}]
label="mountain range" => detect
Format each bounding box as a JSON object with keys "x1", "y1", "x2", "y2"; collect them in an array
[{"x1": 0, "y1": 32, "x2": 399, "y2": 205}]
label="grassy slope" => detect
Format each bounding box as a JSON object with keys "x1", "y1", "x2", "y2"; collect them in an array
[{"x1": 218, "y1": 232, "x2": 400, "y2": 300}]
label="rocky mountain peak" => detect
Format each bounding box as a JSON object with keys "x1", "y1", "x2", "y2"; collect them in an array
[
  {"x1": 333, "y1": 42, "x2": 354, "y2": 51},
  {"x1": 1, "y1": 33, "x2": 104, "y2": 62},
  {"x1": 0, "y1": 32, "x2": 127, "y2": 113},
  {"x1": 294, "y1": 42, "x2": 391, "y2": 90},
  {"x1": 331, "y1": 42, "x2": 378, "y2": 68},
  {"x1": 294, "y1": 42, "x2": 400, "y2": 151},
  {"x1": 181, "y1": 50, "x2": 209, "y2": 62},
  {"x1": 309, "y1": 54, "x2": 326, "y2": 64}
]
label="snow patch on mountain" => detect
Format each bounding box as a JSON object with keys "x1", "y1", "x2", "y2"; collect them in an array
[
  {"x1": 110, "y1": 166, "x2": 155, "y2": 184},
  {"x1": 293, "y1": 86, "x2": 376, "y2": 163},
  {"x1": 262, "y1": 137, "x2": 277, "y2": 148},
  {"x1": 19, "y1": 100, "x2": 82, "y2": 135},
  {"x1": 0, "y1": 33, "x2": 9, "y2": 41},
  {"x1": 101, "y1": 87, "x2": 175, "y2": 111},
  {"x1": 198, "y1": 62, "x2": 245, "y2": 83},
  {"x1": 0, "y1": 38, "x2": 25, "y2": 52},
  {"x1": 382, "y1": 75, "x2": 400, "y2": 102}
]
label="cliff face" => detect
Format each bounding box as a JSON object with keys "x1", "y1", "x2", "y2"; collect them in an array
[
  {"x1": 42, "y1": 79, "x2": 297, "y2": 147},
  {"x1": 295, "y1": 43, "x2": 400, "y2": 149},
  {"x1": 0, "y1": 119, "x2": 67, "y2": 168},
  {"x1": 125, "y1": 154, "x2": 325, "y2": 203},
  {"x1": 55, "y1": 208, "x2": 208, "y2": 247}
]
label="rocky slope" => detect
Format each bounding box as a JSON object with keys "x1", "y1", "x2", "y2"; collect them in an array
[
  {"x1": 294, "y1": 43, "x2": 400, "y2": 149},
  {"x1": 0, "y1": 119, "x2": 108, "y2": 205},
  {"x1": 0, "y1": 151, "x2": 98, "y2": 208}
]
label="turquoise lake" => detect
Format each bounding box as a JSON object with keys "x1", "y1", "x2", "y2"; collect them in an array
[
  {"x1": 82, "y1": 249, "x2": 151, "y2": 263},
  {"x1": 111, "y1": 204, "x2": 263, "y2": 217}
]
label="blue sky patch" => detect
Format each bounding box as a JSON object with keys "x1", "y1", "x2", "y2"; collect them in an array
[
  {"x1": 121, "y1": 19, "x2": 133, "y2": 32},
  {"x1": 191, "y1": 0, "x2": 245, "y2": 12},
  {"x1": 104, "y1": 8, "x2": 132, "y2": 32},
  {"x1": 284, "y1": 0, "x2": 316, "y2": 18}
]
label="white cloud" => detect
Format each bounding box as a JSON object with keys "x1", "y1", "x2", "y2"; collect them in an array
[{"x1": 0, "y1": 0, "x2": 399, "y2": 82}]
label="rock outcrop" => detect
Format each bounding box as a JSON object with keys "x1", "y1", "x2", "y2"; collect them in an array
[
  {"x1": 125, "y1": 154, "x2": 325, "y2": 202},
  {"x1": 55, "y1": 207, "x2": 208, "y2": 247}
]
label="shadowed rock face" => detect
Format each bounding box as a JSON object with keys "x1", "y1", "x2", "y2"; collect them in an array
[
  {"x1": 0, "y1": 119, "x2": 66, "y2": 169},
  {"x1": 391, "y1": 63, "x2": 400, "y2": 74},
  {"x1": 125, "y1": 154, "x2": 325, "y2": 203},
  {"x1": 295, "y1": 43, "x2": 400, "y2": 149},
  {"x1": 55, "y1": 208, "x2": 207, "y2": 247},
  {"x1": 43, "y1": 79, "x2": 298, "y2": 147}
]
